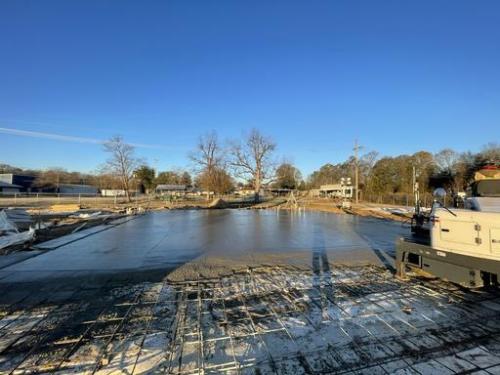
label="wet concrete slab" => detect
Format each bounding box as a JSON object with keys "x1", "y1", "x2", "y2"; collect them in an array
[
  {"x1": 0, "y1": 210, "x2": 407, "y2": 283},
  {"x1": 33, "y1": 215, "x2": 140, "y2": 251},
  {"x1": 0, "y1": 250, "x2": 45, "y2": 270},
  {"x1": 1, "y1": 211, "x2": 499, "y2": 373}
]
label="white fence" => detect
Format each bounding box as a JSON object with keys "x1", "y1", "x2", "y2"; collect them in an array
[
  {"x1": 0, "y1": 192, "x2": 244, "y2": 207},
  {"x1": 0, "y1": 192, "x2": 146, "y2": 207}
]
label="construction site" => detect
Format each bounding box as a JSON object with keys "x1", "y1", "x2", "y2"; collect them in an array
[
  {"x1": 0, "y1": 205, "x2": 500, "y2": 374},
  {"x1": 2, "y1": 0, "x2": 500, "y2": 372}
]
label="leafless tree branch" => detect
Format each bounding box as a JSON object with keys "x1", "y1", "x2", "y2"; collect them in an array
[
  {"x1": 228, "y1": 129, "x2": 276, "y2": 201},
  {"x1": 102, "y1": 136, "x2": 139, "y2": 202}
]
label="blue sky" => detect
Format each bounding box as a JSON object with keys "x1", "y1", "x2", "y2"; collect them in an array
[{"x1": 1, "y1": 0, "x2": 499, "y2": 176}]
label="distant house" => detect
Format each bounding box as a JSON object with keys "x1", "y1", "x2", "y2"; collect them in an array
[
  {"x1": 319, "y1": 184, "x2": 354, "y2": 198},
  {"x1": 56, "y1": 184, "x2": 98, "y2": 195},
  {"x1": 235, "y1": 188, "x2": 256, "y2": 196},
  {"x1": 0, "y1": 181, "x2": 22, "y2": 194},
  {"x1": 155, "y1": 184, "x2": 187, "y2": 196},
  {"x1": 101, "y1": 189, "x2": 127, "y2": 197},
  {"x1": 267, "y1": 188, "x2": 292, "y2": 197},
  {"x1": 0, "y1": 174, "x2": 36, "y2": 192}
]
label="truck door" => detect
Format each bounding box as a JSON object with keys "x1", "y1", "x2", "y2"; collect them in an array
[{"x1": 439, "y1": 219, "x2": 477, "y2": 246}]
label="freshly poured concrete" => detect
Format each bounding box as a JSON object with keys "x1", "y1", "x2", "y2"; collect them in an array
[
  {"x1": 2, "y1": 211, "x2": 500, "y2": 374},
  {"x1": 0, "y1": 210, "x2": 406, "y2": 282},
  {"x1": 0, "y1": 210, "x2": 407, "y2": 282}
]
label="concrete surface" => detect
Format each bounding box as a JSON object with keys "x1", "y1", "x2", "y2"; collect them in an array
[
  {"x1": 1, "y1": 210, "x2": 500, "y2": 374},
  {"x1": 0, "y1": 210, "x2": 406, "y2": 283}
]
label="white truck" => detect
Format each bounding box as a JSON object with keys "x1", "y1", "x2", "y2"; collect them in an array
[{"x1": 397, "y1": 166, "x2": 500, "y2": 288}]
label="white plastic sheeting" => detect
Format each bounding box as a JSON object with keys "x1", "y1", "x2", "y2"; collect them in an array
[
  {"x1": 0, "y1": 211, "x2": 18, "y2": 234},
  {"x1": 4, "y1": 208, "x2": 32, "y2": 225},
  {"x1": 0, "y1": 210, "x2": 35, "y2": 250},
  {"x1": 0, "y1": 228, "x2": 35, "y2": 250},
  {"x1": 70, "y1": 211, "x2": 103, "y2": 219}
]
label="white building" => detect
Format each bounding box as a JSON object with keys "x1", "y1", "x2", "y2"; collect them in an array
[
  {"x1": 319, "y1": 184, "x2": 354, "y2": 198},
  {"x1": 155, "y1": 184, "x2": 187, "y2": 196},
  {"x1": 101, "y1": 189, "x2": 127, "y2": 197}
]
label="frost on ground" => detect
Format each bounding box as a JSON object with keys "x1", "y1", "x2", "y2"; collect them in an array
[{"x1": 1, "y1": 266, "x2": 500, "y2": 374}]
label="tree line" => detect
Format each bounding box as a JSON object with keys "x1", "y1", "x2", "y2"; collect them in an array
[
  {"x1": 2, "y1": 131, "x2": 498, "y2": 204},
  {"x1": 0, "y1": 129, "x2": 279, "y2": 202},
  {"x1": 119, "y1": 129, "x2": 281, "y2": 202},
  {"x1": 307, "y1": 143, "x2": 500, "y2": 202}
]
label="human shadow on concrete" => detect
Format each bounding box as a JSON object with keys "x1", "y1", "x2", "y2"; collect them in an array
[{"x1": 348, "y1": 216, "x2": 401, "y2": 273}]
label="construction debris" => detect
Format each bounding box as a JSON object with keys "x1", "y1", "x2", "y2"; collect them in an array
[
  {"x1": 0, "y1": 211, "x2": 35, "y2": 250},
  {"x1": 126, "y1": 206, "x2": 146, "y2": 215},
  {"x1": 49, "y1": 203, "x2": 81, "y2": 213},
  {"x1": 70, "y1": 211, "x2": 104, "y2": 219},
  {"x1": 71, "y1": 222, "x2": 87, "y2": 233},
  {"x1": 0, "y1": 211, "x2": 17, "y2": 234},
  {"x1": 0, "y1": 227, "x2": 35, "y2": 250},
  {"x1": 282, "y1": 191, "x2": 299, "y2": 209},
  {"x1": 3, "y1": 208, "x2": 32, "y2": 228}
]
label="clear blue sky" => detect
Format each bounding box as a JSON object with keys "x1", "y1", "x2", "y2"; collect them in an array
[{"x1": 1, "y1": 0, "x2": 499, "y2": 176}]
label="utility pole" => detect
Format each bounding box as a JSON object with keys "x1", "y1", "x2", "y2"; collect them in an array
[
  {"x1": 353, "y1": 140, "x2": 362, "y2": 204},
  {"x1": 412, "y1": 165, "x2": 420, "y2": 215}
]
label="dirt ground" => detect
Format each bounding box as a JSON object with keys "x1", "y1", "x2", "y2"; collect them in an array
[
  {"x1": 0, "y1": 195, "x2": 211, "y2": 211},
  {"x1": 1, "y1": 195, "x2": 410, "y2": 218},
  {"x1": 296, "y1": 198, "x2": 413, "y2": 222}
]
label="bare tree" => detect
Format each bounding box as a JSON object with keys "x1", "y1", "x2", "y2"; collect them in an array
[
  {"x1": 189, "y1": 131, "x2": 225, "y2": 198},
  {"x1": 229, "y1": 129, "x2": 276, "y2": 202},
  {"x1": 479, "y1": 142, "x2": 500, "y2": 165},
  {"x1": 359, "y1": 150, "x2": 379, "y2": 187},
  {"x1": 103, "y1": 136, "x2": 139, "y2": 202},
  {"x1": 434, "y1": 148, "x2": 459, "y2": 176}
]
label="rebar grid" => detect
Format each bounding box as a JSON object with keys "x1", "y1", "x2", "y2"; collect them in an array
[{"x1": 1, "y1": 266, "x2": 500, "y2": 374}]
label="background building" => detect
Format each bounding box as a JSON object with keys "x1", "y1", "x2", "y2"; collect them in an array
[
  {"x1": 0, "y1": 174, "x2": 36, "y2": 192},
  {"x1": 155, "y1": 184, "x2": 187, "y2": 196},
  {"x1": 319, "y1": 184, "x2": 354, "y2": 199},
  {"x1": 56, "y1": 184, "x2": 98, "y2": 195},
  {"x1": 0, "y1": 181, "x2": 22, "y2": 194}
]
